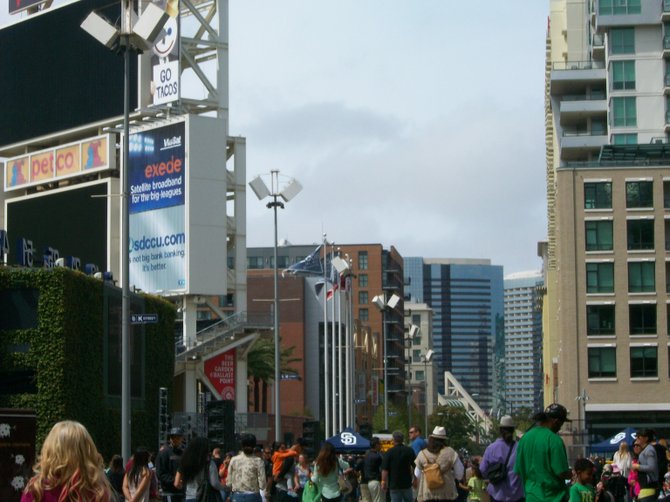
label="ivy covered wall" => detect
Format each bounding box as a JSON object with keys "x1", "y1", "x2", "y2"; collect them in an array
[{"x1": 0, "y1": 267, "x2": 175, "y2": 459}]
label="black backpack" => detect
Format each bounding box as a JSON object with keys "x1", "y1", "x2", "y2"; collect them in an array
[{"x1": 654, "y1": 443, "x2": 668, "y2": 485}]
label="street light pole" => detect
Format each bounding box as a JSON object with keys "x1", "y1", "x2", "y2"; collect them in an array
[
  {"x1": 269, "y1": 184, "x2": 282, "y2": 443},
  {"x1": 249, "y1": 171, "x2": 302, "y2": 443}
]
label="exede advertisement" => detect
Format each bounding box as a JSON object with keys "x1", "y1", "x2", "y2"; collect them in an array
[
  {"x1": 204, "y1": 349, "x2": 236, "y2": 400},
  {"x1": 128, "y1": 122, "x2": 186, "y2": 294}
]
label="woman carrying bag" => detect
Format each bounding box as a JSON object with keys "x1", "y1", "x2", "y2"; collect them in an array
[
  {"x1": 414, "y1": 426, "x2": 463, "y2": 502},
  {"x1": 175, "y1": 438, "x2": 225, "y2": 502}
]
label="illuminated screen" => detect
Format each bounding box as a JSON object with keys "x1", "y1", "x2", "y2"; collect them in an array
[
  {"x1": 0, "y1": 0, "x2": 138, "y2": 147},
  {"x1": 6, "y1": 182, "x2": 109, "y2": 270}
]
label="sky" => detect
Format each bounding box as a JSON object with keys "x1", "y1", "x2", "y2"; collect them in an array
[
  {"x1": 1, "y1": 1, "x2": 550, "y2": 275},
  {"x1": 228, "y1": 1, "x2": 550, "y2": 275}
]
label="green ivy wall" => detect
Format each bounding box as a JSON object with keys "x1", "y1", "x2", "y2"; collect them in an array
[{"x1": 0, "y1": 267, "x2": 175, "y2": 459}]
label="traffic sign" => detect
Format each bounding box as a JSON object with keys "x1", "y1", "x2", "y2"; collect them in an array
[{"x1": 131, "y1": 313, "x2": 158, "y2": 325}]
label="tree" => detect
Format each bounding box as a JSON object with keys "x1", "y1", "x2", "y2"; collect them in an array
[
  {"x1": 428, "y1": 405, "x2": 476, "y2": 451},
  {"x1": 372, "y1": 401, "x2": 408, "y2": 433},
  {"x1": 247, "y1": 335, "x2": 301, "y2": 413},
  {"x1": 511, "y1": 406, "x2": 535, "y2": 433}
]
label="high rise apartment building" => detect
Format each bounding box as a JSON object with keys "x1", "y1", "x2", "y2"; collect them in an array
[
  {"x1": 404, "y1": 258, "x2": 504, "y2": 412},
  {"x1": 504, "y1": 271, "x2": 544, "y2": 414},
  {"x1": 546, "y1": 0, "x2": 670, "y2": 445}
]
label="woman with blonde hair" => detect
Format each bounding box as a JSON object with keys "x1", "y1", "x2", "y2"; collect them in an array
[
  {"x1": 21, "y1": 420, "x2": 111, "y2": 502},
  {"x1": 613, "y1": 441, "x2": 632, "y2": 478}
]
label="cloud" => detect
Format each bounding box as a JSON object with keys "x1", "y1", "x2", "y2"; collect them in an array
[{"x1": 245, "y1": 97, "x2": 546, "y2": 274}]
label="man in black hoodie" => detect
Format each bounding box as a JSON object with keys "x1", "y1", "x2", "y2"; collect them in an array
[{"x1": 156, "y1": 427, "x2": 185, "y2": 502}]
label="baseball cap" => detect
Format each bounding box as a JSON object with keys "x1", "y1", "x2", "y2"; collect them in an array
[
  {"x1": 545, "y1": 403, "x2": 571, "y2": 422},
  {"x1": 168, "y1": 426, "x2": 185, "y2": 436}
]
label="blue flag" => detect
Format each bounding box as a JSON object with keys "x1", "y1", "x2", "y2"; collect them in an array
[{"x1": 283, "y1": 245, "x2": 323, "y2": 275}]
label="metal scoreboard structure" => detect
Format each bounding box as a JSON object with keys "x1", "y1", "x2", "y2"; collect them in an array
[{"x1": 0, "y1": 0, "x2": 253, "y2": 416}]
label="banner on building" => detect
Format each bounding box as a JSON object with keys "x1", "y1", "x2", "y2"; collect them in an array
[
  {"x1": 205, "y1": 349, "x2": 236, "y2": 400},
  {"x1": 128, "y1": 121, "x2": 186, "y2": 294}
]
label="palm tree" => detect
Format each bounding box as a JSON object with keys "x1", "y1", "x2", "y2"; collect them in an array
[{"x1": 247, "y1": 334, "x2": 301, "y2": 413}]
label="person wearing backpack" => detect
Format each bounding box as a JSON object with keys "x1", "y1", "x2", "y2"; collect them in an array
[
  {"x1": 479, "y1": 416, "x2": 523, "y2": 502},
  {"x1": 632, "y1": 429, "x2": 659, "y2": 502},
  {"x1": 414, "y1": 426, "x2": 462, "y2": 502}
]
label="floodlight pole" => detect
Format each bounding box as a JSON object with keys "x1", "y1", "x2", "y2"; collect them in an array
[
  {"x1": 121, "y1": 11, "x2": 132, "y2": 464},
  {"x1": 267, "y1": 170, "x2": 284, "y2": 443}
]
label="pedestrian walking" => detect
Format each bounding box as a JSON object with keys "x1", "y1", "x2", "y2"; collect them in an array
[
  {"x1": 124, "y1": 447, "x2": 152, "y2": 502},
  {"x1": 156, "y1": 427, "x2": 186, "y2": 502},
  {"x1": 632, "y1": 429, "x2": 659, "y2": 502},
  {"x1": 513, "y1": 403, "x2": 572, "y2": 502},
  {"x1": 360, "y1": 437, "x2": 383, "y2": 502},
  {"x1": 21, "y1": 420, "x2": 111, "y2": 502},
  {"x1": 414, "y1": 426, "x2": 461, "y2": 502},
  {"x1": 174, "y1": 437, "x2": 225, "y2": 502},
  {"x1": 479, "y1": 416, "x2": 523, "y2": 502},
  {"x1": 311, "y1": 442, "x2": 352, "y2": 502},
  {"x1": 381, "y1": 430, "x2": 417, "y2": 502},
  {"x1": 226, "y1": 434, "x2": 266, "y2": 502}
]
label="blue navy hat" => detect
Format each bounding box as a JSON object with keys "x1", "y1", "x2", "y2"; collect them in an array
[
  {"x1": 545, "y1": 403, "x2": 571, "y2": 422},
  {"x1": 168, "y1": 426, "x2": 185, "y2": 436}
]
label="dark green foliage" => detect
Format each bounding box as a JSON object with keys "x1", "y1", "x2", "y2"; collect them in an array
[{"x1": 0, "y1": 267, "x2": 175, "y2": 459}]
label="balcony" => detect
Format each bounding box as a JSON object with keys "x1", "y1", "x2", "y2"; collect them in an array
[
  {"x1": 664, "y1": 0, "x2": 670, "y2": 22},
  {"x1": 591, "y1": 33, "x2": 605, "y2": 60},
  {"x1": 551, "y1": 61, "x2": 606, "y2": 96},
  {"x1": 664, "y1": 36, "x2": 670, "y2": 59},
  {"x1": 560, "y1": 129, "x2": 608, "y2": 160},
  {"x1": 559, "y1": 94, "x2": 607, "y2": 126},
  {"x1": 665, "y1": 75, "x2": 670, "y2": 95}
]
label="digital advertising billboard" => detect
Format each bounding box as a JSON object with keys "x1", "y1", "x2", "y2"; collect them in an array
[
  {"x1": 128, "y1": 121, "x2": 186, "y2": 294},
  {"x1": 5, "y1": 180, "x2": 113, "y2": 271}
]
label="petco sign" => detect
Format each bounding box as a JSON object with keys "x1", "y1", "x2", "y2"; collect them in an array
[{"x1": 4, "y1": 135, "x2": 114, "y2": 192}]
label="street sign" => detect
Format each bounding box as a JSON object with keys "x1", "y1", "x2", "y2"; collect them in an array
[{"x1": 131, "y1": 313, "x2": 158, "y2": 325}]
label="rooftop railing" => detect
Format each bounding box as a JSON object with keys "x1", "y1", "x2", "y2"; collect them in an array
[{"x1": 552, "y1": 60, "x2": 606, "y2": 71}]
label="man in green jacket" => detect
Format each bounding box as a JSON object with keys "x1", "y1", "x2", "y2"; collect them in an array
[{"x1": 514, "y1": 403, "x2": 573, "y2": 502}]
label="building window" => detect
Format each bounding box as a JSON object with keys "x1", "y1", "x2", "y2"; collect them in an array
[
  {"x1": 586, "y1": 220, "x2": 613, "y2": 251},
  {"x1": 359, "y1": 274, "x2": 368, "y2": 288},
  {"x1": 358, "y1": 251, "x2": 368, "y2": 270},
  {"x1": 587, "y1": 305, "x2": 615, "y2": 335},
  {"x1": 412, "y1": 336, "x2": 422, "y2": 346},
  {"x1": 584, "y1": 182, "x2": 612, "y2": 209},
  {"x1": 627, "y1": 219, "x2": 654, "y2": 250},
  {"x1": 247, "y1": 256, "x2": 264, "y2": 269},
  {"x1": 626, "y1": 181, "x2": 653, "y2": 208},
  {"x1": 587, "y1": 262, "x2": 614, "y2": 293},
  {"x1": 628, "y1": 262, "x2": 655, "y2": 293},
  {"x1": 359, "y1": 291, "x2": 368, "y2": 304},
  {"x1": 612, "y1": 97, "x2": 636, "y2": 127},
  {"x1": 612, "y1": 60, "x2": 635, "y2": 90},
  {"x1": 359, "y1": 308, "x2": 369, "y2": 322},
  {"x1": 269, "y1": 256, "x2": 289, "y2": 268},
  {"x1": 629, "y1": 304, "x2": 657, "y2": 335},
  {"x1": 588, "y1": 347, "x2": 617, "y2": 378},
  {"x1": 600, "y1": 0, "x2": 640, "y2": 15},
  {"x1": 610, "y1": 27, "x2": 635, "y2": 54},
  {"x1": 415, "y1": 370, "x2": 425, "y2": 381},
  {"x1": 612, "y1": 133, "x2": 637, "y2": 145},
  {"x1": 413, "y1": 349, "x2": 422, "y2": 363},
  {"x1": 227, "y1": 256, "x2": 235, "y2": 269},
  {"x1": 630, "y1": 346, "x2": 657, "y2": 378}
]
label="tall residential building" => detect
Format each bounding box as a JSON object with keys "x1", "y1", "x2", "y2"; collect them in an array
[
  {"x1": 504, "y1": 271, "x2": 544, "y2": 414},
  {"x1": 404, "y1": 258, "x2": 504, "y2": 412},
  {"x1": 546, "y1": 0, "x2": 670, "y2": 450}
]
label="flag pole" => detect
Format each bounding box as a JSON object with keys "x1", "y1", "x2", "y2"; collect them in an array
[
  {"x1": 323, "y1": 235, "x2": 330, "y2": 438},
  {"x1": 344, "y1": 270, "x2": 351, "y2": 428},
  {"x1": 337, "y1": 250, "x2": 343, "y2": 432},
  {"x1": 330, "y1": 244, "x2": 337, "y2": 433}
]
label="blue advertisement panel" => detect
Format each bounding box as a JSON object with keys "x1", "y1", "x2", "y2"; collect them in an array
[{"x1": 128, "y1": 122, "x2": 186, "y2": 293}]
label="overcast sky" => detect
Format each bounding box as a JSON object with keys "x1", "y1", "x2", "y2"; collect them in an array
[
  {"x1": 2, "y1": 1, "x2": 550, "y2": 275},
  {"x1": 230, "y1": 1, "x2": 549, "y2": 275}
]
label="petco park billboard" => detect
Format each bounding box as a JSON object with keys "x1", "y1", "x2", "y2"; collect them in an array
[
  {"x1": 127, "y1": 115, "x2": 228, "y2": 297},
  {"x1": 4, "y1": 135, "x2": 114, "y2": 192}
]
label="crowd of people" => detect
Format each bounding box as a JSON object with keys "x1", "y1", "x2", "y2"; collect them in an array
[{"x1": 18, "y1": 405, "x2": 670, "y2": 502}]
